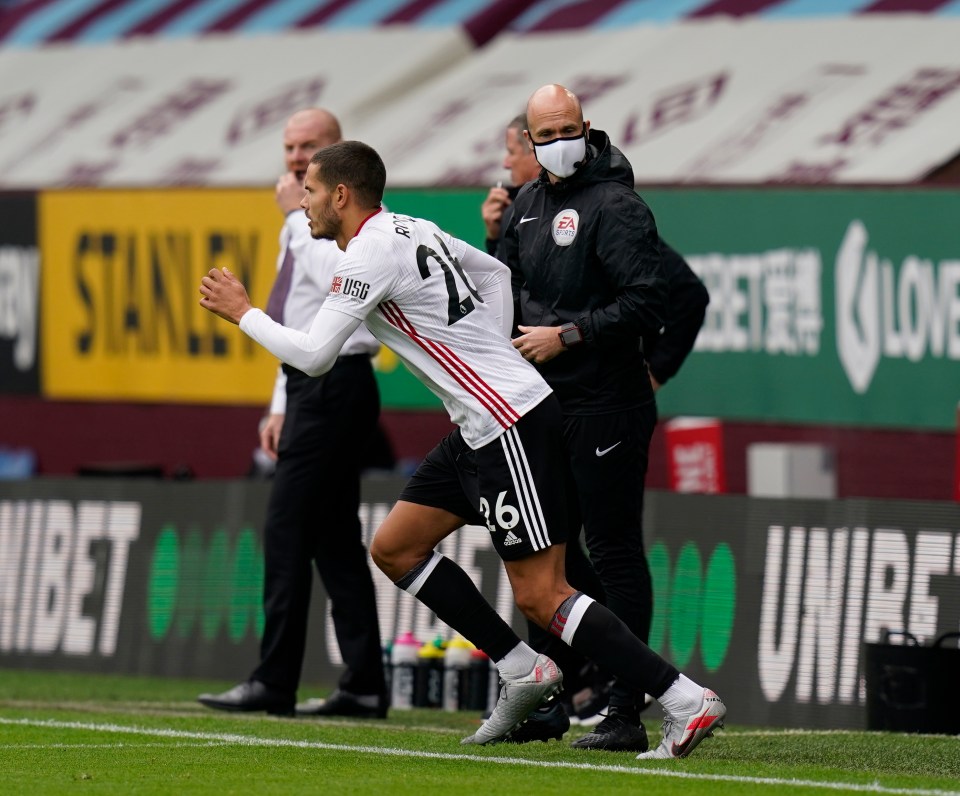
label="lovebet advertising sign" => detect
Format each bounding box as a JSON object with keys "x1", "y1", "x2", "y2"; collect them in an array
[
  {"x1": 647, "y1": 188, "x2": 960, "y2": 431},
  {"x1": 373, "y1": 188, "x2": 960, "y2": 429}
]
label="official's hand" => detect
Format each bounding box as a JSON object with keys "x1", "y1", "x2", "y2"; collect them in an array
[
  {"x1": 481, "y1": 186, "x2": 510, "y2": 239},
  {"x1": 513, "y1": 325, "x2": 565, "y2": 364},
  {"x1": 259, "y1": 413, "x2": 284, "y2": 460},
  {"x1": 199, "y1": 267, "x2": 253, "y2": 325},
  {"x1": 649, "y1": 372, "x2": 662, "y2": 392},
  {"x1": 276, "y1": 172, "x2": 305, "y2": 214}
]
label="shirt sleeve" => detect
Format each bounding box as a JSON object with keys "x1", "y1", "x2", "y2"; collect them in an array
[
  {"x1": 322, "y1": 235, "x2": 398, "y2": 320},
  {"x1": 239, "y1": 306, "x2": 363, "y2": 377},
  {"x1": 498, "y1": 190, "x2": 525, "y2": 337},
  {"x1": 457, "y1": 241, "x2": 514, "y2": 339}
]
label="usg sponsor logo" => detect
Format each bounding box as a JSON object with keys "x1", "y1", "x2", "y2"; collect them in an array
[
  {"x1": 835, "y1": 220, "x2": 960, "y2": 394},
  {"x1": 552, "y1": 209, "x2": 579, "y2": 247},
  {"x1": 332, "y1": 276, "x2": 370, "y2": 300},
  {"x1": 758, "y1": 523, "x2": 959, "y2": 706},
  {"x1": 0, "y1": 500, "x2": 140, "y2": 656}
]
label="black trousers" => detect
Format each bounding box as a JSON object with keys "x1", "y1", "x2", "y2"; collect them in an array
[
  {"x1": 252, "y1": 355, "x2": 385, "y2": 698},
  {"x1": 530, "y1": 401, "x2": 658, "y2": 712}
]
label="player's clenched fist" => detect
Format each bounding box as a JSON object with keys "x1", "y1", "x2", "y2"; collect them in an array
[{"x1": 199, "y1": 267, "x2": 253, "y2": 325}]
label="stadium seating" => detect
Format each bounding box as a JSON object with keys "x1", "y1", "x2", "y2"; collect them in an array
[{"x1": 3, "y1": 0, "x2": 960, "y2": 47}]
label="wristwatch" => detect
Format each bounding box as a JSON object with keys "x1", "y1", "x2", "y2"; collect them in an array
[{"x1": 558, "y1": 321, "x2": 583, "y2": 348}]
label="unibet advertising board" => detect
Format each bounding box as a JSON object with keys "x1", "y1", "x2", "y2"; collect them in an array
[{"x1": 2, "y1": 478, "x2": 959, "y2": 730}]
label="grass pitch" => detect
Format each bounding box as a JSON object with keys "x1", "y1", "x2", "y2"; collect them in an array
[{"x1": 1, "y1": 670, "x2": 959, "y2": 795}]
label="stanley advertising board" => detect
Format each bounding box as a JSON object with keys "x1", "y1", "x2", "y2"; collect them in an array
[
  {"x1": 39, "y1": 190, "x2": 280, "y2": 404},
  {"x1": 2, "y1": 477, "x2": 958, "y2": 731}
]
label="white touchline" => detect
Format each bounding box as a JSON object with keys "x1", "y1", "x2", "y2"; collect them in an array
[{"x1": 0, "y1": 718, "x2": 957, "y2": 796}]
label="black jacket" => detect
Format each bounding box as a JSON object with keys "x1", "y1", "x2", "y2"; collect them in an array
[
  {"x1": 501, "y1": 128, "x2": 667, "y2": 413},
  {"x1": 646, "y1": 241, "x2": 709, "y2": 387}
]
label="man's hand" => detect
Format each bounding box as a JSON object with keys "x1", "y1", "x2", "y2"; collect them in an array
[
  {"x1": 512, "y1": 324, "x2": 565, "y2": 364},
  {"x1": 276, "y1": 172, "x2": 305, "y2": 214},
  {"x1": 481, "y1": 186, "x2": 510, "y2": 239},
  {"x1": 259, "y1": 413, "x2": 284, "y2": 460},
  {"x1": 199, "y1": 267, "x2": 253, "y2": 324}
]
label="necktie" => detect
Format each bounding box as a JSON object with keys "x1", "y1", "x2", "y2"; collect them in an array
[{"x1": 265, "y1": 245, "x2": 294, "y2": 323}]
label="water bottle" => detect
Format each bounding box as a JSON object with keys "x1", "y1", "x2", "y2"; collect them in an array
[
  {"x1": 414, "y1": 637, "x2": 445, "y2": 709},
  {"x1": 442, "y1": 636, "x2": 475, "y2": 711},
  {"x1": 390, "y1": 631, "x2": 419, "y2": 710},
  {"x1": 465, "y1": 648, "x2": 492, "y2": 711}
]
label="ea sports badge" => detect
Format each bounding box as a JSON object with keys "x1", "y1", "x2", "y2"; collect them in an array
[{"x1": 552, "y1": 209, "x2": 579, "y2": 247}]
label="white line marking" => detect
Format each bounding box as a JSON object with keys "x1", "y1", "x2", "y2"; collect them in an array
[
  {"x1": 0, "y1": 742, "x2": 224, "y2": 750},
  {"x1": 1, "y1": 717, "x2": 957, "y2": 796}
]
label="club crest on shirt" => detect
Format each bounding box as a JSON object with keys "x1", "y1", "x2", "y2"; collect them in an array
[
  {"x1": 552, "y1": 209, "x2": 579, "y2": 247},
  {"x1": 331, "y1": 275, "x2": 370, "y2": 300}
]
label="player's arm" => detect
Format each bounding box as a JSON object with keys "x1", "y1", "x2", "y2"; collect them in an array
[
  {"x1": 458, "y1": 242, "x2": 514, "y2": 338},
  {"x1": 199, "y1": 265, "x2": 362, "y2": 376},
  {"x1": 240, "y1": 305, "x2": 362, "y2": 377}
]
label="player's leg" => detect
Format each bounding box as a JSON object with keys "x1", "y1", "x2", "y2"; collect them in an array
[
  {"x1": 498, "y1": 398, "x2": 726, "y2": 760},
  {"x1": 508, "y1": 562, "x2": 726, "y2": 759},
  {"x1": 369, "y1": 430, "x2": 562, "y2": 744}
]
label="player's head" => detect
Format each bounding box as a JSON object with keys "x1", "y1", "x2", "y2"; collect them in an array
[
  {"x1": 504, "y1": 113, "x2": 539, "y2": 186},
  {"x1": 301, "y1": 141, "x2": 386, "y2": 243},
  {"x1": 525, "y1": 84, "x2": 590, "y2": 181},
  {"x1": 283, "y1": 108, "x2": 342, "y2": 182},
  {"x1": 309, "y1": 140, "x2": 385, "y2": 209}
]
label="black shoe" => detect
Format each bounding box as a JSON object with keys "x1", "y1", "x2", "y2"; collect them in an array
[
  {"x1": 569, "y1": 709, "x2": 649, "y2": 752},
  {"x1": 197, "y1": 680, "x2": 294, "y2": 716},
  {"x1": 295, "y1": 689, "x2": 387, "y2": 719},
  {"x1": 504, "y1": 700, "x2": 571, "y2": 743}
]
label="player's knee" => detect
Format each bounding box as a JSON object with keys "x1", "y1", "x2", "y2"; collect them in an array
[
  {"x1": 512, "y1": 589, "x2": 552, "y2": 629},
  {"x1": 369, "y1": 535, "x2": 396, "y2": 577},
  {"x1": 370, "y1": 533, "x2": 426, "y2": 581}
]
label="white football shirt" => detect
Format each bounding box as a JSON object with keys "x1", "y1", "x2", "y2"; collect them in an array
[
  {"x1": 267, "y1": 211, "x2": 380, "y2": 415},
  {"x1": 242, "y1": 209, "x2": 551, "y2": 449},
  {"x1": 327, "y1": 210, "x2": 551, "y2": 448}
]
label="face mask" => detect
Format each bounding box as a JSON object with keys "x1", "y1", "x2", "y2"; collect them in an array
[{"x1": 532, "y1": 128, "x2": 586, "y2": 179}]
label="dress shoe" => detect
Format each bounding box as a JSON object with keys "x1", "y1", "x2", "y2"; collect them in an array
[
  {"x1": 295, "y1": 689, "x2": 387, "y2": 718},
  {"x1": 197, "y1": 679, "x2": 294, "y2": 716}
]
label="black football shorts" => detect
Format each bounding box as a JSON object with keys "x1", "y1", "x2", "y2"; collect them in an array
[{"x1": 398, "y1": 395, "x2": 569, "y2": 560}]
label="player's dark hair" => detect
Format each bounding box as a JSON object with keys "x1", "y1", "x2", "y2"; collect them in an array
[{"x1": 310, "y1": 141, "x2": 385, "y2": 208}]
